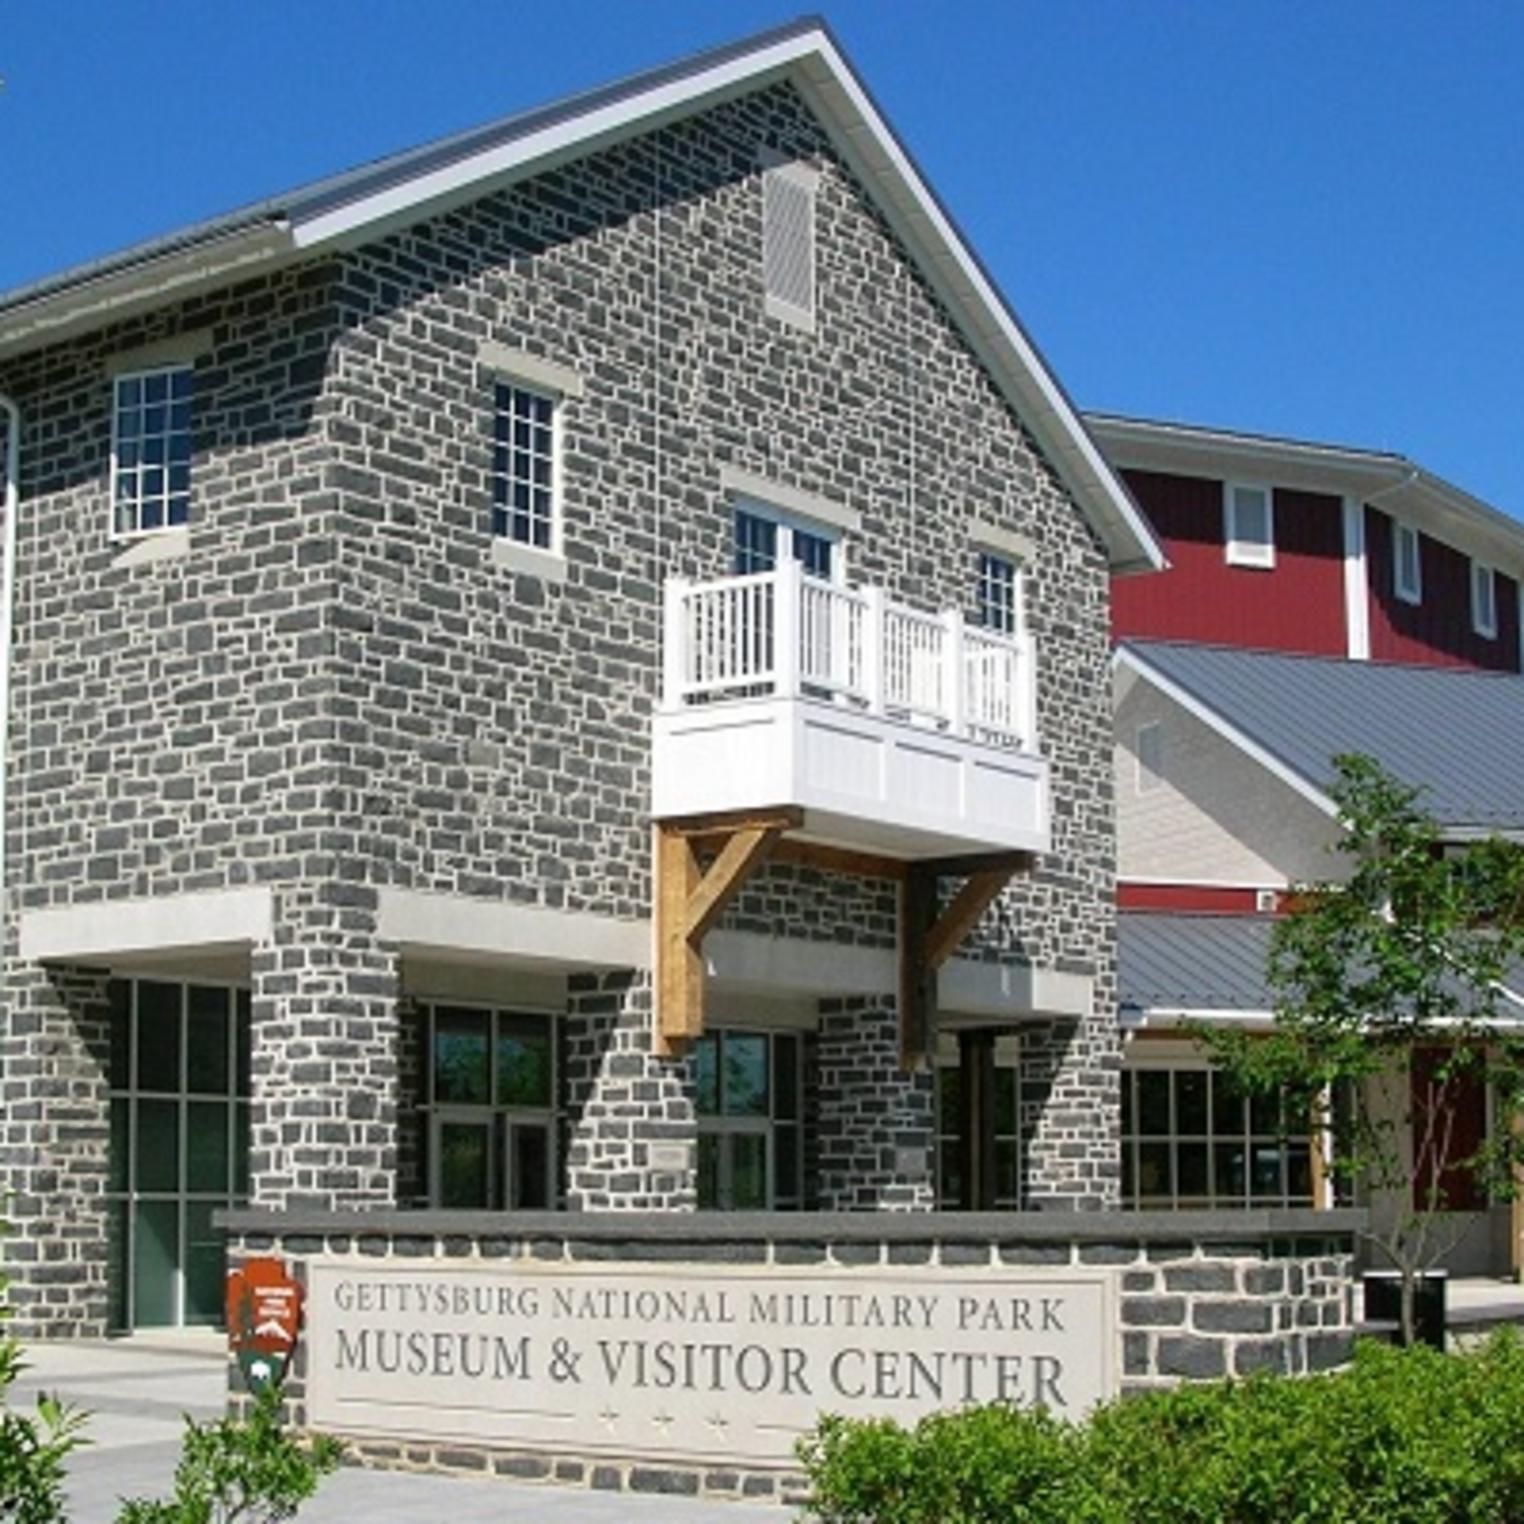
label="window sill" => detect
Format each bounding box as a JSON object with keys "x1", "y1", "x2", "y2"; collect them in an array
[
  {"x1": 111, "y1": 527, "x2": 190, "y2": 569},
  {"x1": 490, "y1": 538, "x2": 567, "y2": 583}
]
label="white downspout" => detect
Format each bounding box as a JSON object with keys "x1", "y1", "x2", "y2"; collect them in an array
[{"x1": 0, "y1": 392, "x2": 19, "y2": 978}]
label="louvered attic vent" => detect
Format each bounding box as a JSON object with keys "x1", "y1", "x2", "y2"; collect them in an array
[{"x1": 762, "y1": 158, "x2": 818, "y2": 329}]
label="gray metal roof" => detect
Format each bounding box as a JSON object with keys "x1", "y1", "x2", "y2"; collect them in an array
[
  {"x1": 1119, "y1": 913, "x2": 1274, "y2": 1013},
  {"x1": 1123, "y1": 640, "x2": 1524, "y2": 831},
  {"x1": 0, "y1": 16, "x2": 829, "y2": 317}
]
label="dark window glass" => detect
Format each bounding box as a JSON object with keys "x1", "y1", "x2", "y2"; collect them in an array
[
  {"x1": 433, "y1": 1008, "x2": 490, "y2": 1104},
  {"x1": 722, "y1": 1033, "x2": 769, "y2": 1118},
  {"x1": 496, "y1": 1012, "x2": 552, "y2": 1109},
  {"x1": 694, "y1": 1035, "x2": 719, "y2": 1116},
  {"x1": 977, "y1": 552, "x2": 1017, "y2": 635},
  {"x1": 511, "y1": 1124, "x2": 551, "y2": 1210},
  {"x1": 438, "y1": 1121, "x2": 491, "y2": 1209},
  {"x1": 1137, "y1": 1071, "x2": 1171, "y2": 1135},
  {"x1": 773, "y1": 1033, "x2": 799, "y2": 1121},
  {"x1": 186, "y1": 986, "x2": 230, "y2": 1096},
  {"x1": 136, "y1": 982, "x2": 181, "y2": 1094},
  {"x1": 1176, "y1": 1070, "x2": 1209, "y2": 1135},
  {"x1": 734, "y1": 510, "x2": 778, "y2": 575}
]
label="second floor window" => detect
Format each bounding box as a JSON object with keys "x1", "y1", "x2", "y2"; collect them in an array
[
  {"x1": 492, "y1": 383, "x2": 557, "y2": 550},
  {"x1": 734, "y1": 504, "x2": 835, "y2": 581},
  {"x1": 1472, "y1": 561, "x2": 1497, "y2": 639},
  {"x1": 112, "y1": 366, "x2": 192, "y2": 537},
  {"x1": 976, "y1": 552, "x2": 1018, "y2": 636},
  {"x1": 1394, "y1": 521, "x2": 1423, "y2": 604},
  {"x1": 1224, "y1": 483, "x2": 1274, "y2": 568}
]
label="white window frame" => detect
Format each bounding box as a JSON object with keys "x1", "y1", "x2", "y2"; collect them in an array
[
  {"x1": 110, "y1": 363, "x2": 194, "y2": 541},
  {"x1": 1394, "y1": 521, "x2": 1423, "y2": 605},
  {"x1": 975, "y1": 550, "x2": 1023, "y2": 638},
  {"x1": 734, "y1": 497, "x2": 844, "y2": 585},
  {"x1": 1472, "y1": 560, "x2": 1498, "y2": 639},
  {"x1": 1136, "y1": 722, "x2": 1164, "y2": 794},
  {"x1": 490, "y1": 381, "x2": 563, "y2": 559},
  {"x1": 1223, "y1": 482, "x2": 1275, "y2": 569}
]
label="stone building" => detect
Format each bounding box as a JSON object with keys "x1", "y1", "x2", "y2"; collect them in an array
[{"x1": 0, "y1": 19, "x2": 1163, "y2": 1337}]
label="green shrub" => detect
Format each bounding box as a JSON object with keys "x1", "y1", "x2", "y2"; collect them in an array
[
  {"x1": 0, "y1": 1225, "x2": 90, "y2": 1524},
  {"x1": 115, "y1": 1383, "x2": 343, "y2": 1524},
  {"x1": 798, "y1": 1332, "x2": 1524, "y2": 1524}
]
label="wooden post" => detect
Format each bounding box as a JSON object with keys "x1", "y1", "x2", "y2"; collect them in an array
[{"x1": 653, "y1": 807, "x2": 802, "y2": 1055}]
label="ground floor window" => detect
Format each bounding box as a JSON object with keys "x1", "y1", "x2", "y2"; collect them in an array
[
  {"x1": 1121, "y1": 1065, "x2": 1312, "y2": 1209},
  {"x1": 695, "y1": 1029, "x2": 802, "y2": 1210},
  {"x1": 423, "y1": 1004, "x2": 556, "y2": 1210},
  {"x1": 935, "y1": 1033, "x2": 1022, "y2": 1209},
  {"x1": 107, "y1": 979, "x2": 250, "y2": 1331}
]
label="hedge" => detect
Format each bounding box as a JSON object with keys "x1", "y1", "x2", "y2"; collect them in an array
[{"x1": 797, "y1": 1332, "x2": 1524, "y2": 1524}]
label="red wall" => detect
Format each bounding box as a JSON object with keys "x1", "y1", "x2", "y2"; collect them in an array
[
  {"x1": 1111, "y1": 470, "x2": 1348, "y2": 654},
  {"x1": 1365, "y1": 508, "x2": 1520, "y2": 672},
  {"x1": 1119, "y1": 884, "x2": 1276, "y2": 914}
]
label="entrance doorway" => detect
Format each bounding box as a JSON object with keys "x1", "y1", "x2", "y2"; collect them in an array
[
  {"x1": 936, "y1": 1030, "x2": 1022, "y2": 1210},
  {"x1": 107, "y1": 979, "x2": 250, "y2": 1330}
]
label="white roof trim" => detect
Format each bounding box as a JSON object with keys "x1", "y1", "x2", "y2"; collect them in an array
[
  {"x1": 1115, "y1": 644, "x2": 1339, "y2": 819},
  {"x1": 0, "y1": 25, "x2": 1162, "y2": 575}
]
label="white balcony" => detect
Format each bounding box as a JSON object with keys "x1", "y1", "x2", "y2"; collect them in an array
[{"x1": 651, "y1": 562, "x2": 1050, "y2": 859}]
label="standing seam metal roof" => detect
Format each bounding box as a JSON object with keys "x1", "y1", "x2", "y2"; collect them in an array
[
  {"x1": 1118, "y1": 913, "x2": 1275, "y2": 1012},
  {"x1": 1123, "y1": 639, "x2": 1524, "y2": 831}
]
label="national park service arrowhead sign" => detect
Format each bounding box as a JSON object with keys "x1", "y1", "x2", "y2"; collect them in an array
[{"x1": 226, "y1": 1257, "x2": 303, "y2": 1391}]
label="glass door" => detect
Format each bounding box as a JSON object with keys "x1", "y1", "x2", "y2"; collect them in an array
[{"x1": 107, "y1": 979, "x2": 251, "y2": 1330}]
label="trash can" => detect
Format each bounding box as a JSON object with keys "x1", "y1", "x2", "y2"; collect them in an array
[{"x1": 1363, "y1": 1269, "x2": 1448, "y2": 1350}]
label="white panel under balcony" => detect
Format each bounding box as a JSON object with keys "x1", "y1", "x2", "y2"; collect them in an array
[{"x1": 652, "y1": 695, "x2": 1050, "y2": 857}]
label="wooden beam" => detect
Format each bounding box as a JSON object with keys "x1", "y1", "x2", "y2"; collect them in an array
[
  {"x1": 924, "y1": 869, "x2": 1014, "y2": 972},
  {"x1": 919, "y1": 849, "x2": 1035, "y2": 878},
  {"x1": 771, "y1": 838, "x2": 909, "y2": 881},
  {"x1": 686, "y1": 825, "x2": 785, "y2": 942},
  {"x1": 655, "y1": 824, "x2": 703, "y2": 1056},
  {"x1": 660, "y1": 805, "x2": 804, "y2": 838}
]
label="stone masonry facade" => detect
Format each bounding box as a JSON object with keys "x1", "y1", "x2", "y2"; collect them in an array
[{"x1": 1, "y1": 76, "x2": 1119, "y2": 1330}]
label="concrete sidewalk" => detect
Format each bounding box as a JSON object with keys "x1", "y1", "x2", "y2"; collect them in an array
[{"x1": 12, "y1": 1336, "x2": 799, "y2": 1522}]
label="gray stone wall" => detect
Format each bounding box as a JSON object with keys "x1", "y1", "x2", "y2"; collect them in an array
[
  {"x1": 815, "y1": 997, "x2": 934, "y2": 1211},
  {"x1": 0, "y1": 72, "x2": 1120, "y2": 1322}
]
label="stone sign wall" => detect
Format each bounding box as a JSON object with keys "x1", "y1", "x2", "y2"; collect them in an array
[{"x1": 221, "y1": 1208, "x2": 1361, "y2": 1506}]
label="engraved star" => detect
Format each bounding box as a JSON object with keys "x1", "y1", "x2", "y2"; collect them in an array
[
  {"x1": 706, "y1": 1412, "x2": 730, "y2": 1438},
  {"x1": 599, "y1": 1406, "x2": 620, "y2": 1432},
  {"x1": 651, "y1": 1410, "x2": 676, "y2": 1437}
]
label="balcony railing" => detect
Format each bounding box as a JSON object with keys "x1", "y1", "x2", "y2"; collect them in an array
[{"x1": 661, "y1": 561, "x2": 1037, "y2": 753}]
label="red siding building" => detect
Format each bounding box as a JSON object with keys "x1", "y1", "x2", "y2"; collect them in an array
[{"x1": 1093, "y1": 414, "x2": 1524, "y2": 674}]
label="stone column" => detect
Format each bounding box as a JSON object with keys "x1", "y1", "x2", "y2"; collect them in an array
[
  {"x1": 0, "y1": 954, "x2": 114, "y2": 1337},
  {"x1": 1019, "y1": 1008, "x2": 1122, "y2": 1211},
  {"x1": 815, "y1": 995, "x2": 935, "y2": 1211},
  {"x1": 248, "y1": 884, "x2": 400, "y2": 1209},
  {"x1": 562, "y1": 969, "x2": 696, "y2": 1211}
]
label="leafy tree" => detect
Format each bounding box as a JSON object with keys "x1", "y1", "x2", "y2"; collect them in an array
[
  {"x1": 0, "y1": 1222, "x2": 90, "y2": 1524},
  {"x1": 1199, "y1": 754, "x2": 1524, "y2": 1346}
]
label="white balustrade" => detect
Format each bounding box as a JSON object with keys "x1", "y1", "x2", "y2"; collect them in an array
[{"x1": 662, "y1": 567, "x2": 1036, "y2": 753}]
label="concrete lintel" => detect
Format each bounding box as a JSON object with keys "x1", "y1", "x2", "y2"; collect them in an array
[
  {"x1": 705, "y1": 929, "x2": 892, "y2": 996},
  {"x1": 375, "y1": 889, "x2": 647, "y2": 971},
  {"x1": 19, "y1": 887, "x2": 274, "y2": 964},
  {"x1": 940, "y1": 958, "x2": 1092, "y2": 1020}
]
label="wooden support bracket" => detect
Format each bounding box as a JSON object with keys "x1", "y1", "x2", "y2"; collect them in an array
[
  {"x1": 899, "y1": 853, "x2": 1033, "y2": 1072},
  {"x1": 654, "y1": 807, "x2": 801, "y2": 1055}
]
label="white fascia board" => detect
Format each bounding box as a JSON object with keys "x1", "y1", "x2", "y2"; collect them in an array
[
  {"x1": 19, "y1": 888, "x2": 274, "y2": 963},
  {"x1": 1122, "y1": 1006, "x2": 1276, "y2": 1033},
  {"x1": 283, "y1": 28, "x2": 1161, "y2": 576},
  {"x1": 288, "y1": 36, "x2": 816, "y2": 251},
  {"x1": 791, "y1": 45, "x2": 1163, "y2": 576},
  {"x1": 0, "y1": 225, "x2": 294, "y2": 363},
  {"x1": 1115, "y1": 644, "x2": 1339, "y2": 819}
]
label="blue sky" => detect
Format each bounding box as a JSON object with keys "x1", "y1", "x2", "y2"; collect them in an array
[{"x1": 2, "y1": 2, "x2": 1520, "y2": 514}]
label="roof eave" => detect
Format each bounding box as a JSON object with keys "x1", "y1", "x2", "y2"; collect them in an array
[{"x1": 0, "y1": 221, "x2": 295, "y2": 363}]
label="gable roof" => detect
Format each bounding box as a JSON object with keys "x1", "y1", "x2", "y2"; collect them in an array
[
  {"x1": 0, "y1": 18, "x2": 1163, "y2": 576},
  {"x1": 1119, "y1": 638, "x2": 1524, "y2": 834},
  {"x1": 1087, "y1": 411, "x2": 1523, "y2": 576}
]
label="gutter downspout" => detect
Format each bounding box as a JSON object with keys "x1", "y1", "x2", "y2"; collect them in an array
[{"x1": 0, "y1": 392, "x2": 18, "y2": 989}]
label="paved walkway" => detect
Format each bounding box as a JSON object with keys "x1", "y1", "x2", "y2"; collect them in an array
[{"x1": 11, "y1": 1335, "x2": 798, "y2": 1523}]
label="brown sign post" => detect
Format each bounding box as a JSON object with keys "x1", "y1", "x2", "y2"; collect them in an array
[{"x1": 226, "y1": 1257, "x2": 303, "y2": 1391}]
